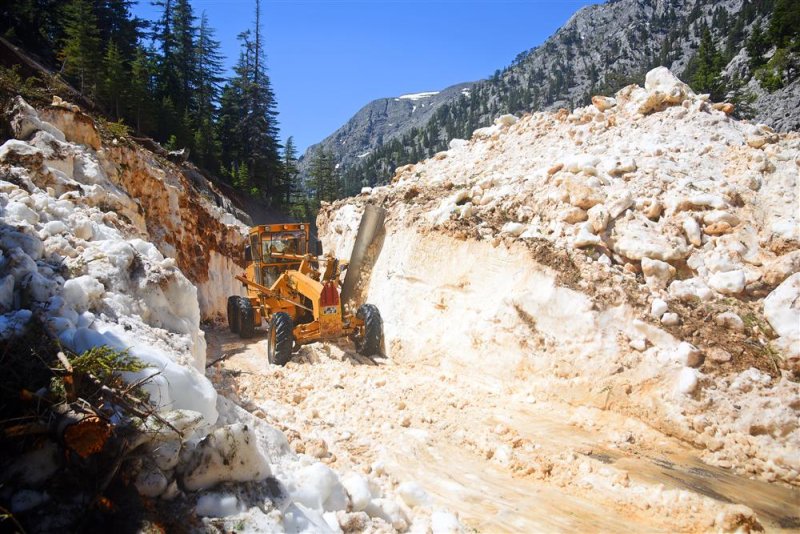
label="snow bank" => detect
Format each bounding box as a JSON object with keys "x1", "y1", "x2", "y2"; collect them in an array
[
  {"x1": 0, "y1": 103, "x2": 219, "y2": 423},
  {"x1": 319, "y1": 67, "x2": 800, "y2": 487}
]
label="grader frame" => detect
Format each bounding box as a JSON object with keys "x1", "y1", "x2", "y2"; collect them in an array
[{"x1": 227, "y1": 216, "x2": 384, "y2": 365}]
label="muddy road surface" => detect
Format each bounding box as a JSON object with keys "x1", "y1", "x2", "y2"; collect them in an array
[{"x1": 206, "y1": 327, "x2": 799, "y2": 532}]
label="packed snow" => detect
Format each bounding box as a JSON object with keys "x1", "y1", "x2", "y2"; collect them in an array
[
  {"x1": 397, "y1": 91, "x2": 440, "y2": 101},
  {"x1": 320, "y1": 66, "x2": 800, "y2": 495}
]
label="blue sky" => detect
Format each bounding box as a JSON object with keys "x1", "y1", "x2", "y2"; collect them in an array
[{"x1": 133, "y1": 0, "x2": 601, "y2": 153}]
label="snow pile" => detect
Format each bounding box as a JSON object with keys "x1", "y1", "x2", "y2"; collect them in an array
[
  {"x1": 320, "y1": 67, "x2": 800, "y2": 487},
  {"x1": 0, "y1": 112, "x2": 218, "y2": 422},
  {"x1": 24, "y1": 97, "x2": 248, "y2": 320}
]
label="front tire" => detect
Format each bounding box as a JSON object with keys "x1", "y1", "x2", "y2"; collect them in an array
[
  {"x1": 268, "y1": 312, "x2": 293, "y2": 366},
  {"x1": 355, "y1": 304, "x2": 383, "y2": 356},
  {"x1": 227, "y1": 296, "x2": 240, "y2": 333},
  {"x1": 238, "y1": 298, "x2": 255, "y2": 339}
]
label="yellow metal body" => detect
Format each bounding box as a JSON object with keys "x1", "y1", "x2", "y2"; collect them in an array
[{"x1": 236, "y1": 223, "x2": 362, "y2": 346}]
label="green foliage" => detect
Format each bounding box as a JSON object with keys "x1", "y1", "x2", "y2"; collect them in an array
[
  {"x1": 100, "y1": 39, "x2": 126, "y2": 119},
  {"x1": 769, "y1": 0, "x2": 800, "y2": 48},
  {"x1": 50, "y1": 345, "x2": 147, "y2": 402},
  {"x1": 59, "y1": 0, "x2": 101, "y2": 96},
  {"x1": 746, "y1": 22, "x2": 770, "y2": 69},
  {"x1": 0, "y1": 65, "x2": 47, "y2": 106},
  {"x1": 309, "y1": 149, "x2": 340, "y2": 202},
  {"x1": 98, "y1": 117, "x2": 131, "y2": 139},
  {"x1": 687, "y1": 25, "x2": 726, "y2": 100},
  {"x1": 756, "y1": 47, "x2": 791, "y2": 90},
  {"x1": 66, "y1": 346, "x2": 145, "y2": 379},
  {"x1": 165, "y1": 134, "x2": 178, "y2": 151},
  {"x1": 215, "y1": 3, "x2": 282, "y2": 200}
]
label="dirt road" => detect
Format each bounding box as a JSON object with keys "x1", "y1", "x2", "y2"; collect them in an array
[{"x1": 206, "y1": 327, "x2": 799, "y2": 532}]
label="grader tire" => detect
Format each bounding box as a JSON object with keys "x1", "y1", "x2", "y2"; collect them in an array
[
  {"x1": 356, "y1": 304, "x2": 383, "y2": 356},
  {"x1": 238, "y1": 298, "x2": 255, "y2": 339},
  {"x1": 268, "y1": 312, "x2": 293, "y2": 366},
  {"x1": 227, "y1": 296, "x2": 240, "y2": 333}
]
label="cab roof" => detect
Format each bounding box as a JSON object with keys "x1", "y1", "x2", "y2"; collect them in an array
[{"x1": 248, "y1": 223, "x2": 310, "y2": 237}]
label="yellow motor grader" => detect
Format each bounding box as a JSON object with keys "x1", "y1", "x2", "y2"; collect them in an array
[{"x1": 227, "y1": 206, "x2": 385, "y2": 366}]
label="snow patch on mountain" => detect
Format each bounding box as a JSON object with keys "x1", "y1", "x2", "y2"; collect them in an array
[{"x1": 397, "y1": 91, "x2": 440, "y2": 101}]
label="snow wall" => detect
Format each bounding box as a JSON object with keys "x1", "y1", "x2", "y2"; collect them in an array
[{"x1": 318, "y1": 68, "x2": 800, "y2": 488}]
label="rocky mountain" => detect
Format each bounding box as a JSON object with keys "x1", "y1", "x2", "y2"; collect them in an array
[
  {"x1": 297, "y1": 82, "x2": 473, "y2": 184},
  {"x1": 339, "y1": 0, "x2": 798, "y2": 189}
]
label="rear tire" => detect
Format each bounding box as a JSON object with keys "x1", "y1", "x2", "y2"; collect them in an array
[
  {"x1": 268, "y1": 312, "x2": 293, "y2": 366},
  {"x1": 238, "y1": 298, "x2": 255, "y2": 339},
  {"x1": 227, "y1": 296, "x2": 240, "y2": 333},
  {"x1": 355, "y1": 304, "x2": 382, "y2": 356}
]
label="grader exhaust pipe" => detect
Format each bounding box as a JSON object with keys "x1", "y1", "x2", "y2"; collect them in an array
[{"x1": 341, "y1": 204, "x2": 386, "y2": 308}]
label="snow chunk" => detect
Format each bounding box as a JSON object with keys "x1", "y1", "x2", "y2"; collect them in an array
[
  {"x1": 716, "y1": 312, "x2": 745, "y2": 332},
  {"x1": 62, "y1": 275, "x2": 104, "y2": 312},
  {"x1": 764, "y1": 273, "x2": 800, "y2": 340},
  {"x1": 675, "y1": 342, "x2": 703, "y2": 368},
  {"x1": 181, "y1": 423, "x2": 271, "y2": 491},
  {"x1": 397, "y1": 481, "x2": 430, "y2": 508},
  {"x1": 196, "y1": 493, "x2": 241, "y2": 517},
  {"x1": 650, "y1": 298, "x2": 668, "y2": 319},
  {"x1": 290, "y1": 462, "x2": 348, "y2": 513},
  {"x1": 669, "y1": 278, "x2": 714, "y2": 302},
  {"x1": 0, "y1": 309, "x2": 32, "y2": 339},
  {"x1": 613, "y1": 220, "x2": 689, "y2": 261},
  {"x1": 708, "y1": 270, "x2": 746, "y2": 295},
  {"x1": 637, "y1": 67, "x2": 695, "y2": 115},
  {"x1": 431, "y1": 510, "x2": 462, "y2": 533},
  {"x1": 341, "y1": 473, "x2": 371, "y2": 512},
  {"x1": 502, "y1": 222, "x2": 526, "y2": 237},
  {"x1": 677, "y1": 367, "x2": 699, "y2": 395}
]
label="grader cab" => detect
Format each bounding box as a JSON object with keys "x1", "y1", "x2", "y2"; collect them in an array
[{"x1": 227, "y1": 207, "x2": 385, "y2": 366}]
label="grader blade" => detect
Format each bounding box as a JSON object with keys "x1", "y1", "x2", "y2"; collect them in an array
[{"x1": 341, "y1": 204, "x2": 386, "y2": 307}]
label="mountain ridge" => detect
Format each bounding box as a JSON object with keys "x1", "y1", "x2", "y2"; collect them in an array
[{"x1": 314, "y1": 0, "x2": 797, "y2": 193}]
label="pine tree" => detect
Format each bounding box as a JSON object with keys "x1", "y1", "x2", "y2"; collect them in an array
[
  {"x1": 309, "y1": 149, "x2": 339, "y2": 203},
  {"x1": 153, "y1": 0, "x2": 197, "y2": 144},
  {"x1": 101, "y1": 40, "x2": 125, "y2": 119},
  {"x1": 689, "y1": 25, "x2": 725, "y2": 99},
  {"x1": 193, "y1": 12, "x2": 224, "y2": 169},
  {"x1": 218, "y1": 0, "x2": 282, "y2": 199},
  {"x1": 282, "y1": 136, "x2": 299, "y2": 205},
  {"x1": 747, "y1": 22, "x2": 769, "y2": 69},
  {"x1": 129, "y1": 46, "x2": 155, "y2": 133},
  {"x1": 769, "y1": 0, "x2": 800, "y2": 48},
  {"x1": 59, "y1": 0, "x2": 101, "y2": 96},
  {"x1": 172, "y1": 0, "x2": 197, "y2": 113},
  {"x1": 94, "y1": 0, "x2": 141, "y2": 61}
]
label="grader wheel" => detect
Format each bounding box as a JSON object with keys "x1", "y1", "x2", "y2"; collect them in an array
[
  {"x1": 227, "y1": 296, "x2": 240, "y2": 333},
  {"x1": 355, "y1": 304, "x2": 383, "y2": 356},
  {"x1": 268, "y1": 312, "x2": 294, "y2": 366},
  {"x1": 239, "y1": 298, "x2": 255, "y2": 339}
]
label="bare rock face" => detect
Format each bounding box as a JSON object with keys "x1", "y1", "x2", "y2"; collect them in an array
[
  {"x1": 39, "y1": 104, "x2": 100, "y2": 150},
  {"x1": 297, "y1": 82, "x2": 474, "y2": 184}
]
